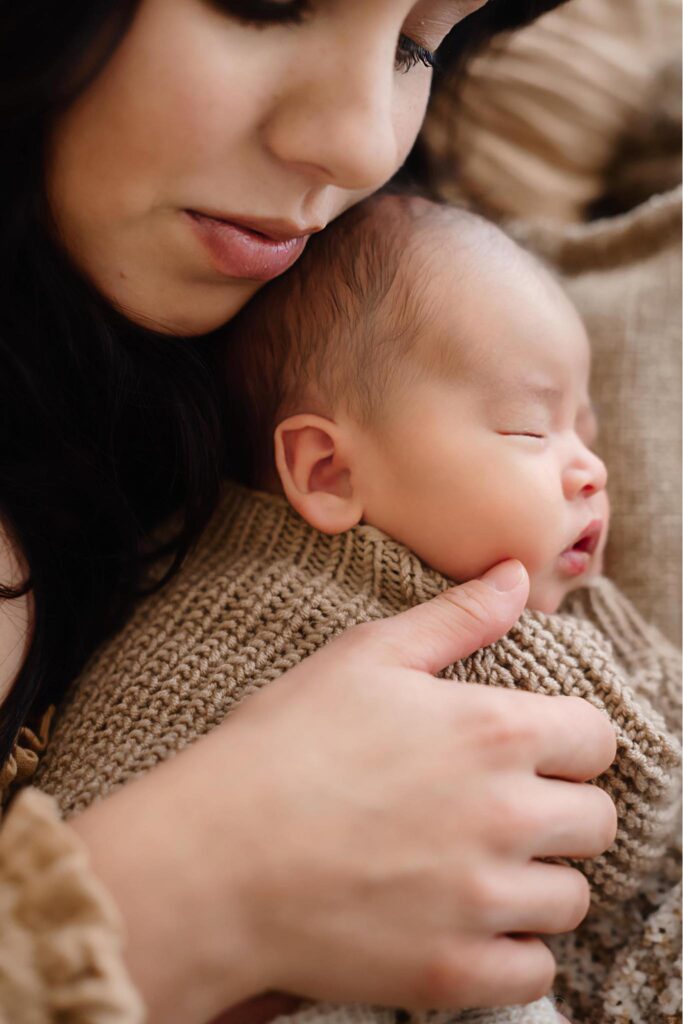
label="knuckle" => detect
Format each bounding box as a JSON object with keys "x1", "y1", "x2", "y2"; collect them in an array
[
  {"x1": 563, "y1": 869, "x2": 591, "y2": 930},
  {"x1": 340, "y1": 619, "x2": 383, "y2": 655},
  {"x1": 604, "y1": 721, "x2": 618, "y2": 762},
  {"x1": 596, "y1": 788, "x2": 619, "y2": 850},
  {"x1": 481, "y1": 791, "x2": 536, "y2": 850},
  {"x1": 474, "y1": 702, "x2": 508, "y2": 740},
  {"x1": 579, "y1": 696, "x2": 617, "y2": 743},
  {"x1": 557, "y1": 694, "x2": 595, "y2": 725},
  {"x1": 475, "y1": 705, "x2": 530, "y2": 757},
  {"x1": 461, "y1": 869, "x2": 503, "y2": 924},
  {"x1": 412, "y1": 941, "x2": 470, "y2": 1007},
  {"x1": 524, "y1": 945, "x2": 557, "y2": 1003},
  {"x1": 561, "y1": 695, "x2": 589, "y2": 711},
  {"x1": 501, "y1": 799, "x2": 537, "y2": 844},
  {"x1": 561, "y1": 697, "x2": 616, "y2": 757},
  {"x1": 347, "y1": 618, "x2": 380, "y2": 644}
]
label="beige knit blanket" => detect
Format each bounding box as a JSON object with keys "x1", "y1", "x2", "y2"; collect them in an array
[{"x1": 35, "y1": 485, "x2": 682, "y2": 1024}]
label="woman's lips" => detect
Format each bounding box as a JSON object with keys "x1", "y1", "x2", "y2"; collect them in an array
[
  {"x1": 185, "y1": 211, "x2": 309, "y2": 281},
  {"x1": 558, "y1": 519, "x2": 604, "y2": 577}
]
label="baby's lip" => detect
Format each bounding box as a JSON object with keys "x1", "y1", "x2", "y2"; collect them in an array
[
  {"x1": 564, "y1": 518, "x2": 603, "y2": 557},
  {"x1": 558, "y1": 519, "x2": 603, "y2": 577}
]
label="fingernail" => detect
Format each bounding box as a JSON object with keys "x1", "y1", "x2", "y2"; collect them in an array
[{"x1": 480, "y1": 560, "x2": 525, "y2": 592}]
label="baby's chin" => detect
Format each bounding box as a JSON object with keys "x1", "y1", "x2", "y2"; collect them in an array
[
  {"x1": 528, "y1": 564, "x2": 603, "y2": 614},
  {"x1": 526, "y1": 586, "x2": 567, "y2": 614}
]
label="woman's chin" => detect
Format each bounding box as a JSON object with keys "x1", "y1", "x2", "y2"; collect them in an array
[{"x1": 106, "y1": 277, "x2": 264, "y2": 337}]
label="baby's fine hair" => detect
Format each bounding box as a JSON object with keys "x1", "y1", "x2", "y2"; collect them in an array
[{"x1": 221, "y1": 192, "x2": 518, "y2": 487}]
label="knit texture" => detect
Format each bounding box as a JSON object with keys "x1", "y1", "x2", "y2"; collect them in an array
[{"x1": 30, "y1": 484, "x2": 681, "y2": 1024}]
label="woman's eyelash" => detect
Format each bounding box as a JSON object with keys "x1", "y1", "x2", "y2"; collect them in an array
[
  {"x1": 213, "y1": 2, "x2": 435, "y2": 73},
  {"x1": 396, "y1": 34, "x2": 435, "y2": 73}
]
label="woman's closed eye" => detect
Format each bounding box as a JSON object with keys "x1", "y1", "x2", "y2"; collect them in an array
[{"x1": 213, "y1": 1, "x2": 435, "y2": 71}]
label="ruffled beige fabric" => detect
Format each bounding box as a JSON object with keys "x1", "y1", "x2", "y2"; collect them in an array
[
  {"x1": 0, "y1": 707, "x2": 55, "y2": 804},
  {"x1": 0, "y1": 788, "x2": 144, "y2": 1024}
]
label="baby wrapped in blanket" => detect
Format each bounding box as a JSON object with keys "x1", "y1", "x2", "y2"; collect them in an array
[{"x1": 35, "y1": 195, "x2": 681, "y2": 1023}]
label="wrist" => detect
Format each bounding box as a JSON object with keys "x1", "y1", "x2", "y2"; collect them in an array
[{"x1": 69, "y1": 738, "x2": 270, "y2": 1024}]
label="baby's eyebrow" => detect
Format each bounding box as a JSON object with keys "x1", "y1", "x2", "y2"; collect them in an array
[
  {"x1": 577, "y1": 402, "x2": 599, "y2": 438},
  {"x1": 519, "y1": 390, "x2": 599, "y2": 435},
  {"x1": 507, "y1": 381, "x2": 564, "y2": 406}
]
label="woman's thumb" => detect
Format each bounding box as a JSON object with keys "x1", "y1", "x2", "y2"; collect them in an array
[{"x1": 369, "y1": 560, "x2": 529, "y2": 675}]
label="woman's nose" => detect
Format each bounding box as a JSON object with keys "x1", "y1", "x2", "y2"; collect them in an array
[
  {"x1": 261, "y1": 46, "x2": 403, "y2": 192},
  {"x1": 563, "y1": 447, "x2": 608, "y2": 501}
]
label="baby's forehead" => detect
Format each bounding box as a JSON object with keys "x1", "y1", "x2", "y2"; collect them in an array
[{"x1": 396, "y1": 221, "x2": 587, "y2": 374}]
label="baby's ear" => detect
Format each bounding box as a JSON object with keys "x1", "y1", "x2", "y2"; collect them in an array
[{"x1": 274, "y1": 414, "x2": 363, "y2": 534}]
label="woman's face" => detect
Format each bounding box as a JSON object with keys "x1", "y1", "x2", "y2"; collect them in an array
[{"x1": 46, "y1": 0, "x2": 485, "y2": 335}]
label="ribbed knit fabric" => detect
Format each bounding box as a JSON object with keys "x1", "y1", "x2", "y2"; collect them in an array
[{"x1": 29, "y1": 484, "x2": 681, "y2": 1024}]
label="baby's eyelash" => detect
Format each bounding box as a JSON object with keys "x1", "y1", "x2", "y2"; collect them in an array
[
  {"x1": 213, "y1": 2, "x2": 435, "y2": 73},
  {"x1": 498, "y1": 431, "x2": 546, "y2": 441}
]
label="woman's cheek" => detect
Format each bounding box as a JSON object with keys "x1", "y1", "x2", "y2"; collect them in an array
[{"x1": 394, "y1": 72, "x2": 433, "y2": 161}]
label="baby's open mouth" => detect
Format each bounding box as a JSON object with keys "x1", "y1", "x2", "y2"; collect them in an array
[{"x1": 558, "y1": 519, "x2": 603, "y2": 576}]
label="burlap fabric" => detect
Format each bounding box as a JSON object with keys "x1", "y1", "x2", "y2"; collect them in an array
[{"x1": 27, "y1": 484, "x2": 680, "y2": 1024}]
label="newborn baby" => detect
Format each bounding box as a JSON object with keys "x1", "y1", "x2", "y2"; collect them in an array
[
  {"x1": 35, "y1": 195, "x2": 680, "y2": 1024},
  {"x1": 214, "y1": 192, "x2": 678, "y2": 1023},
  {"x1": 223, "y1": 193, "x2": 608, "y2": 613}
]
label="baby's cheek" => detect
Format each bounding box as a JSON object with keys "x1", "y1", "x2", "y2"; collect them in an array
[
  {"x1": 595, "y1": 490, "x2": 611, "y2": 547},
  {"x1": 506, "y1": 515, "x2": 561, "y2": 578}
]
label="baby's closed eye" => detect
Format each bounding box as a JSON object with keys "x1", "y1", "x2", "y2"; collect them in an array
[{"x1": 496, "y1": 430, "x2": 547, "y2": 440}]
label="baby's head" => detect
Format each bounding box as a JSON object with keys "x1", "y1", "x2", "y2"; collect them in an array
[{"x1": 223, "y1": 194, "x2": 608, "y2": 613}]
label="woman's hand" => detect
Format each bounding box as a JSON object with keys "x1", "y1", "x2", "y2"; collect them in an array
[{"x1": 70, "y1": 560, "x2": 616, "y2": 1024}]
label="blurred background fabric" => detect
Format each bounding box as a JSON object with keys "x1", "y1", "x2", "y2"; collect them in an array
[
  {"x1": 424, "y1": 0, "x2": 682, "y2": 223},
  {"x1": 422, "y1": 0, "x2": 682, "y2": 643}
]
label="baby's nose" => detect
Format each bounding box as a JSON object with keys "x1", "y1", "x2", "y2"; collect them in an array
[{"x1": 563, "y1": 450, "x2": 608, "y2": 500}]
